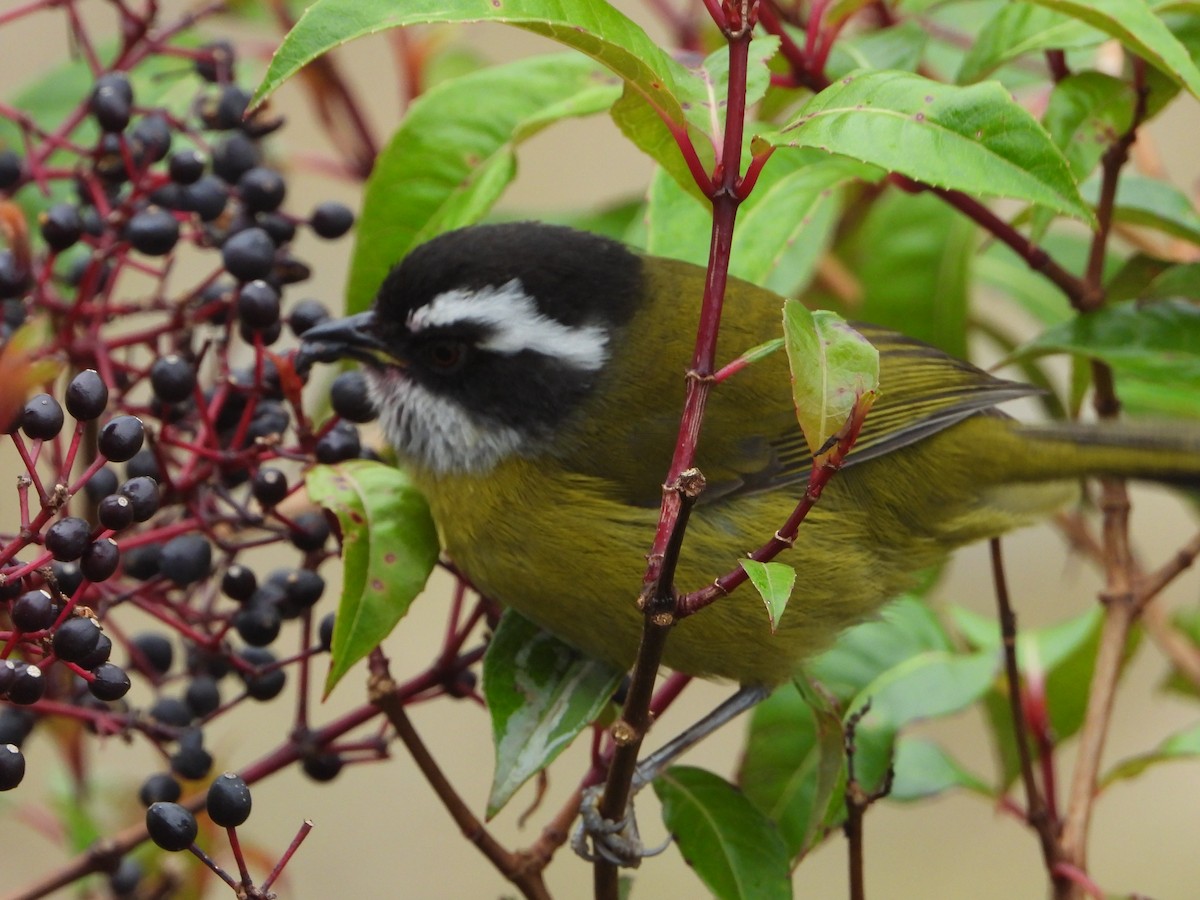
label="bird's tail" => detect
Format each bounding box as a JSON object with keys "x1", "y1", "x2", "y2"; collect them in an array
[{"x1": 1010, "y1": 420, "x2": 1200, "y2": 487}]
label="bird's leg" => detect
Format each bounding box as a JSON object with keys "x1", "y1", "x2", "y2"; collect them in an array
[{"x1": 572, "y1": 683, "x2": 770, "y2": 866}]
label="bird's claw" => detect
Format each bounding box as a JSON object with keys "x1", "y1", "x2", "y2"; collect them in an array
[{"x1": 570, "y1": 785, "x2": 670, "y2": 868}]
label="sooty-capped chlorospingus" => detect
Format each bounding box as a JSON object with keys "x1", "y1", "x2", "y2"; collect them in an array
[{"x1": 299, "y1": 221, "x2": 1200, "y2": 686}]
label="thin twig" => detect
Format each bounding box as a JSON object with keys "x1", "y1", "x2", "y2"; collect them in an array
[
  {"x1": 990, "y1": 539, "x2": 1066, "y2": 888},
  {"x1": 367, "y1": 651, "x2": 551, "y2": 900}
]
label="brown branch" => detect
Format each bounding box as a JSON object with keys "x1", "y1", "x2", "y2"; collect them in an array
[
  {"x1": 367, "y1": 652, "x2": 552, "y2": 900},
  {"x1": 990, "y1": 539, "x2": 1067, "y2": 890}
]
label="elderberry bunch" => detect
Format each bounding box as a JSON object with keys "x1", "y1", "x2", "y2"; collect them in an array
[{"x1": 0, "y1": 3, "x2": 381, "y2": 893}]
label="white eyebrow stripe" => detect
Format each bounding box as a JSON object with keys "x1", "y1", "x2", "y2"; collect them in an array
[{"x1": 407, "y1": 280, "x2": 609, "y2": 372}]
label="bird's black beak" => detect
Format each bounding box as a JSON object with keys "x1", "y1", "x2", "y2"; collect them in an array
[{"x1": 295, "y1": 311, "x2": 398, "y2": 374}]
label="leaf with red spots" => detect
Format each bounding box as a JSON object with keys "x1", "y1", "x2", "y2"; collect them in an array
[{"x1": 306, "y1": 461, "x2": 439, "y2": 695}]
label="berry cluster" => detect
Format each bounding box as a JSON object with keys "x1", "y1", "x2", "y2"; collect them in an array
[{"x1": 0, "y1": 5, "x2": 384, "y2": 895}]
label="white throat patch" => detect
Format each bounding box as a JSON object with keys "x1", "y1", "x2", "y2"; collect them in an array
[
  {"x1": 365, "y1": 368, "x2": 526, "y2": 476},
  {"x1": 407, "y1": 280, "x2": 609, "y2": 372}
]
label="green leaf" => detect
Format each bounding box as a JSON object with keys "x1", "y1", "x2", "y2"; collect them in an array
[
  {"x1": 808, "y1": 594, "x2": 953, "y2": 703},
  {"x1": 784, "y1": 304, "x2": 880, "y2": 456},
  {"x1": 655, "y1": 766, "x2": 792, "y2": 900},
  {"x1": 1027, "y1": 0, "x2": 1200, "y2": 99},
  {"x1": 306, "y1": 462, "x2": 439, "y2": 694},
  {"x1": 757, "y1": 69, "x2": 1092, "y2": 222},
  {"x1": 257, "y1": 0, "x2": 689, "y2": 122},
  {"x1": 739, "y1": 677, "x2": 846, "y2": 857},
  {"x1": 954, "y1": 606, "x2": 1106, "y2": 784},
  {"x1": 483, "y1": 611, "x2": 624, "y2": 817},
  {"x1": 1042, "y1": 72, "x2": 1136, "y2": 180},
  {"x1": 957, "y1": 3, "x2": 1103, "y2": 84},
  {"x1": 1011, "y1": 298, "x2": 1200, "y2": 392},
  {"x1": 739, "y1": 560, "x2": 797, "y2": 631},
  {"x1": 1101, "y1": 722, "x2": 1200, "y2": 787},
  {"x1": 846, "y1": 651, "x2": 999, "y2": 791},
  {"x1": 827, "y1": 19, "x2": 930, "y2": 79},
  {"x1": 639, "y1": 151, "x2": 882, "y2": 295},
  {"x1": 345, "y1": 53, "x2": 620, "y2": 313},
  {"x1": 978, "y1": 241, "x2": 1075, "y2": 327},
  {"x1": 639, "y1": 164, "x2": 710, "y2": 263},
  {"x1": 731, "y1": 152, "x2": 883, "y2": 295},
  {"x1": 890, "y1": 738, "x2": 992, "y2": 801},
  {"x1": 831, "y1": 191, "x2": 975, "y2": 357},
  {"x1": 1079, "y1": 173, "x2": 1200, "y2": 244}
]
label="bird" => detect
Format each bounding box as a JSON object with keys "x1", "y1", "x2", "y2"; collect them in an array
[{"x1": 298, "y1": 221, "x2": 1200, "y2": 687}]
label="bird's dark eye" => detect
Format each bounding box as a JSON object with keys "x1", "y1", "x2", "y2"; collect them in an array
[{"x1": 420, "y1": 339, "x2": 467, "y2": 373}]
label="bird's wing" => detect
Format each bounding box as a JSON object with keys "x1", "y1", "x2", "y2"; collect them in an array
[{"x1": 611, "y1": 325, "x2": 1037, "y2": 508}]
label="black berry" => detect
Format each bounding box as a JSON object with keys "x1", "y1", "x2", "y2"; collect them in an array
[
  {"x1": 0, "y1": 250, "x2": 29, "y2": 299},
  {"x1": 207, "y1": 772, "x2": 252, "y2": 827},
  {"x1": 65, "y1": 369, "x2": 108, "y2": 420},
  {"x1": 234, "y1": 603, "x2": 281, "y2": 647},
  {"x1": 315, "y1": 421, "x2": 361, "y2": 463},
  {"x1": 168, "y1": 148, "x2": 206, "y2": 184},
  {"x1": 126, "y1": 207, "x2": 180, "y2": 256},
  {"x1": 131, "y1": 114, "x2": 172, "y2": 163},
  {"x1": 236, "y1": 279, "x2": 280, "y2": 329},
  {"x1": 289, "y1": 511, "x2": 331, "y2": 552},
  {"x1": 221, "y1": 227, "x2": 275, "y2": 281},
  {"x1": 81, "y1": 538, "x2": 120, "y2": 582},
  {"x1": 289, "y1": 298, "x2": 330, "y2": 336},
  {"x1": 78, "y1": 632, "x2": 113, "y2": 669},
  {"x1": 98, "y1": 494, "x2": 135, "y2": 530},
  {"x1": 239, "y1": 648, "x2": 285, "y2": 701},
  {"x1": 251, "y1": 467, "x2": 288, "y2": 506},
  {"x1": 0, "y1": 150, "x2": 22, "y2": 189},
  {"x1": 0, "y1": 707, "x2": 36, "y2": 746},
  {"x1": 21, "y1": 393, "x2": 65, "y2": 440},
  {"x1": 211, "y1": 132, "x2": 259, "y2": 183},
  {"x1": 139, "y1": 772, "x2": 182, "y2": 806},
  {"x1": 52, "y1": 560, "x2": 83, "y2": 596},
  {"x1": 146, "y1": 802, "x2": 197, "y2": 852},
  {"x1": 118, "y1": 475, "x2": 160, "y2": 521},
  {"x1": 11, "y1": 590, "x2": 56, "y2": 632},
  {"x1": 8, "y1": 665, "x2": 46, "y2": 705},
  {"x1": 84, "y1": 466, "x2": 118, "y2": 502},
  {"x1": 149, "y1": 354, "x2": 196, "y2": 403},
  {"x1": 98, "y1": 415, "x2": 144, "y2": 462},
  {"x1": 90, "y1": 73, "x2": 133, "y2": 132},
  {"x1": 182, "y1": 175, "x2": 228, "y2": 221},
  {"x1": 280, "y1": 568, "x2": 324, "y2": 611},
  {"x1": 330, "y1": 371, "x2": 377, "y2": 423},
  {"x1": 45, "y1": 516, "x2": 92, "y2": 561},
  {"x1": 89, "y1": 662, "x2": 131, "y2": 701},
  {"x1": 170, "y1": 733, "x2": 213, "y2": 779},
  {"x1": 121, "y1": 543, "x2": 162, "y2": 580},
  {"x1": 208, "y1": 84, "x2": 251, "y2": 131},
  {"x1": 108, "y1": 857, "x2": 142, "y2": 896},
  {"x1": 124, "y1": 450, "x2": 161, "y2": 483},
  {"x1": 237, "y1": 166, "x2": 286, "y2": 213},
  {"x1": 39, "y1": 203, "x2": 84, "y2": 251},
  {"x1": 185, "y1": 675, "x2": 221, "y2": 717},
  {"x1": 149, "y1": 697, "x2": 193, "y2": 728},
  {"x1": 130, "y1": 632, "x2": 174, "y2": 675},
  {"x1": 52, "y1": 616, "x2": 103, "y2": 663},
  {"x1": 318, "y1": 612, "x2": 336, "y2": 651},
  {"x1": 196, "y1": 40, "x2": 236, "y2": 83},
  {"x1": 303, "y1": 750, "x2": 343, "y2": 782},
  {"x1": 221, "y1": 564, "x2": 257, "y2": 603},
  {"x1": 257, "y1": 211, "x2": 296, "y2": 244},
  {"x1": 309, "y1": 201, "x2": 354, "y2": 239},
  {"x1": 159, "y1": 534, "x2": 212, "y2": 587},
  {"x1": 0, "y1": 744, "x2": 25, "y2": 791}
]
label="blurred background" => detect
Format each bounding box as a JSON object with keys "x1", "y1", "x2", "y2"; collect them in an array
[{"x1": 1, "y1": 2, "x2": 1198, "y2": 897}]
